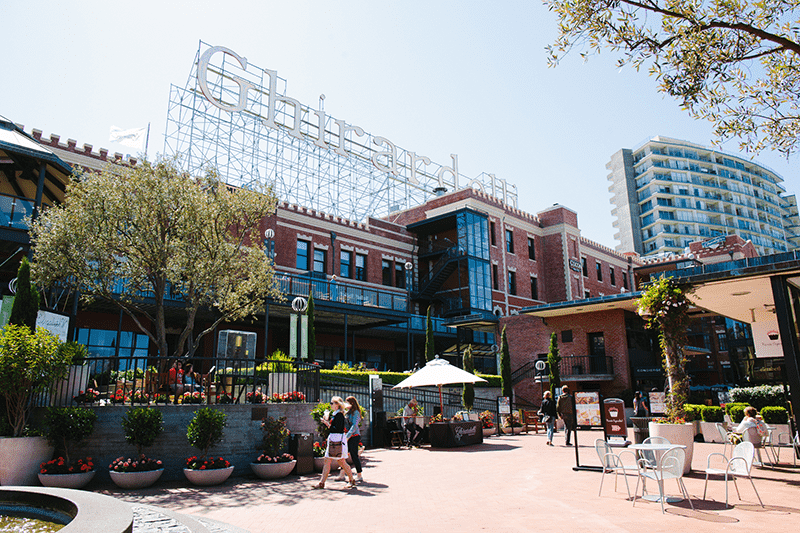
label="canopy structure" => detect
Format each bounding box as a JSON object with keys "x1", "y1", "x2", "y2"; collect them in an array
[{"x1": 393, "y1": 356, "x2": 487, "y2": 415}]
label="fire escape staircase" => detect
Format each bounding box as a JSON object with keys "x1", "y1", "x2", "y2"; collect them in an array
[
  {"x1": 511, "y1": 360, "x2": 545, "y2": 385},
  {"x1": 412, "y1": 246, "x2": 462, "y2": 300}
]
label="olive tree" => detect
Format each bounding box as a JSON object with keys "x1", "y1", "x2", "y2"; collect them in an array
[{"x1": 30, "y1": 155, "x2": 283, "y2": 361}]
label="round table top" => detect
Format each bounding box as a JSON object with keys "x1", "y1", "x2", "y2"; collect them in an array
[{"x1": 628, "y1": 443, "x2": 686, "y2": 451}]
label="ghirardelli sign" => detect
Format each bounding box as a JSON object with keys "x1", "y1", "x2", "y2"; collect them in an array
[{"x1": 453, "y1": 425, "x2": 477, "y2": 441}]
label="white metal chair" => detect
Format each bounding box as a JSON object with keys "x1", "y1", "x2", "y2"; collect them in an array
[
  {"x1": 773, "y1": 431, "x2": 800, "y2": 466},
  {"x1": 633, "y1": 446, "x2": 694, "y2": 514},
  {"x1": 742, "y1": 426, "x2": 771, "y2": 467},
  {"x1": 640, "y1": 436, "x2": 670, "y2": 467},
  {"x1": 595, "y1": 439, "x2": 636, "y2": 498},
  {"x1": 703, "y1": 441, "x2": 763, "y2": 507},
  {"x1": 716, "y1": 423, "x2": 732, "y2": 457}
]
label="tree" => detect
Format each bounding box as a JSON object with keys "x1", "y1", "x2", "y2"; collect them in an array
[
  {"x1": 545, "y1": 1, "x2": 800, "y2": 156},
  {"x1": 637, "y1": 276, "x2": 692, "y2": 421},
  {"x1": 30, "y1": 155, "x2": 282, "y2": 362},
  {"x1": 306, "y1": 291, "x2": 315, "y2": 362},
  {"x1": 547, "y1": 332, "x2": 562, "y2": 398},
  {"x1": 499, "y1": 326, "x2": 512, "y2": 399},
  {"x1": 462, "y1": 344, "x2": 475, "y2": 411},
  {"x1": 424, "y1": 305, "x2": 435, "y2": 362},
  {"x1": 9, "y1": 257, "x2": 40, "y2": 331}
]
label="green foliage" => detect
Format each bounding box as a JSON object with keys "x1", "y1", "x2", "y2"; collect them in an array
[
  {"x1": 59, "y1": 341, "x2": 88, "y2": 365},
  {"x1": 187, "y1": 408, "x2": 227, "y2": 458},
  {"x1": 9, "y1": 257, "x2": 40, "y2": 331},
  {"x1": 256, "y1": 350, "x2": 296, "y2": 375},
  {"x1": 462, "y1": 345, "x2": 475, "y2": 411},
  {"x1": 700, "y1": 405, "x2": 725, "y2": 423},
  {"x1": 309, "y1": 402, "x2": 332, "y2": 441},
  {"x1": 306, "y1": 292, "x2": 315, "y2": 362},
  {"x1": 545, "y1": 0, "x2": 800, "y2": 157},
  {"x1": 547, "y1": 332, "x2": 561, "y2": 398},
  {"x1": 682, "y1": 404, "x2": 702, "y2": 422},
  {"x1": 500, "y1": 326, "x2": 512, "y2": 399},
  {"x1": 121, "y1": 407, "x2": 163, "y2": 456},
  {"x1": 0, "y1": 325, "x2": 69, "y2": 437},
  {"x1": 729, "y1": 385, "x2": 785, "y2": 410},
  {"x1": 638, "y1": 276, "x2": 691, "y2": 422},
  {"x1": 43, "y1": 407, "x2": 97, "y2": 463},
  {"x1": 260, "y1": 415, "x2": 290, "y2": 456},
  {"x1": 760, "y1": 406, "x2": 789, "y2": 424},
  {"x1": 30, "y1": 155, "x2": 282, "y2": 362},
  {"x1": 728, "y1": 404, "x2": 747, "y2": 424},
  {"x1": 424, "y1": 305, "x2": 435, "y2": 363}
]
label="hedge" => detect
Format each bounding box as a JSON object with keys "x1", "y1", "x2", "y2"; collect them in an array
[
  {"x1": 700, "y1": 406, "x2": 725, "y2": 423},
  {"x1": 760, "y1": 406, "x2": 789, "y2": 424},
  {"x1": 683, "y1": 404, "x2": 703, "y2": 422},
  {"x1": 320, "y1": 369, "x2": 501, "y2": 388},
  {"x1": 728, "y1": 404, "x2": 747, "y2": 424},
  {"x1": 724, "y1": 402, "x2": 749, "y2": 417},
  {"x1": 728, "y1": 385, "x2": 786, "y2": 410}
]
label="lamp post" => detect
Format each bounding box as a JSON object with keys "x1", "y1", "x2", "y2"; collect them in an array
[
  {"x1": 290, "y1": 296, "x2": 308, "y2": 360},
  {"x1": 405, "y1": 261, "x2": 413, "y2": 370},
  {"x1": 263, "y1": 228, "x2": 276, "y2": 359}
]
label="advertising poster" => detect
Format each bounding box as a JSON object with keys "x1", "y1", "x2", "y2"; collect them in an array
[
  {"x1": 649, "y1": 392, "x2": 667, "y2": 415},
  {"x1": 497, "y1": 396, "x2": 511, "y2": 415},
  {"x1": 575, "y1": 391, "x2": 601, "y2": 427},
  {"x1": 36, "y1": 310, "x2": 70, "y2": 342},
  {"x1": 603, "y1": 398, "x2": 628, "y2": 438}
]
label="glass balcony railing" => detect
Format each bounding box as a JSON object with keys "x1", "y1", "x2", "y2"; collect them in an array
[{"x1": 0, "y1": 193, "x2": 34, "y2": 230}]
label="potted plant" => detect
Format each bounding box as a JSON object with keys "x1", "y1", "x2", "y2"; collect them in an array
[
  {"x1": 312, "y1": 440, "x2": 339, "y2": 472},
  {"x1": 480, "y1": 410, "x2": 495, "y2": 437},
  {"x1": 52, "y1": 341, "x2": 91, "y2": 406},
  {"x1": 109, "y1": 407, "x2": 165, "y2": 489},
  {"x1": 39, "y1": 407, "x2": 97, "y2": 488},
  {"x1": 182, "y1": 391, "x2": 206, "y2": 404},
  {"x1": 638, "y1": 276, "x2": 695, "y2": 473},
  {"x1": 0, "y1": 324, "x2": 70, "y2": 486},
  {"x1": 184, "y1": 408, "x2": 233, "y2": 486},
  {"x1": 154, "y1": 393, "x2": 171, "y2": 405},
  {"x1": 761, "y1": 406, "x2": 791, "y2": 437},
  {"x1": 130, "y1": 390, "x2": 150, "y2": 405},
  {"x1": 216, "y1": 392, "x2": 234, "y2": 404},
  {"x1": 251, "y1": 415, "x2": 295, "y2": 479},
  {"x1": 501, "y1": 412, "x2": 523, "y2": 434},
  {"x1": 72, "y1": 388, "x2": 100, "y2": 405},
  {"x1": 246, "y1": 388, "x2": 266, "y2": 404}
]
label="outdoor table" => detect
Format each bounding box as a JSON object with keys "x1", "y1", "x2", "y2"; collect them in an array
[
  {"x1": 628, "y1": 443, "x2": 687, "y2": 503},
  {"x1": 428, "y1": 420, "x2": 483, "y2": 448}
]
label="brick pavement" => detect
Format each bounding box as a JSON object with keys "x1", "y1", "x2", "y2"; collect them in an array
[{"x1": 100, "y1": 430, "x2": 800, "y2": 533}]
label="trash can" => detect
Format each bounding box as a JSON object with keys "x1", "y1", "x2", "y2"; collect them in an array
[
  {"x1": 290, "y1": 432, "x2": 313, "y2": 475},
  {"x1": 372, "y1": 411, "x2": 387, "y2": 448},
  {"x1": 631, "y1": 417, "x2": 654, "y2": 444}
]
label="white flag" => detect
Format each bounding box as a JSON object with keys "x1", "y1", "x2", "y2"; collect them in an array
[{"x1": 109, "y1": 125, "x2": 147, "y2": 150}]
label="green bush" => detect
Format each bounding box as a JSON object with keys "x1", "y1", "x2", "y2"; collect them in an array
[
  {"x1": 260, "y1": 416, "x2": 290, "y2": 456},
  {"x1": 121, "y1": 407, "x2": 163, "y2": 455},
  {"x1": 309, "y1": 402, "x2": 331, "y2": 441},
  {"x1": 760, "y1": 406, "x2": 789, "y2": 424},
  {"x1": 683, "y1": 404, "x2": 703, "y2": 422},
  {"x1": 59, "y1": 342, "x2": 88, "y2": 365},
  {"x1": 729, "y1": 385, "x2": 785, "y2": 410},
  {"x1": 700, "y1": 406, "x2": 725, "y2": 422},
  {"x1": 728, "y1": 405, "x2": 747, "y2": 424},
  {"x1": 724, "y1": 402, "x2": 748, "y2": 416},
  {"x1": 44, "y1": 407, "x2": 97, "y2": 463},
  {"x1": 187, "y1": 408, "x2": 227, "y2": 458}
]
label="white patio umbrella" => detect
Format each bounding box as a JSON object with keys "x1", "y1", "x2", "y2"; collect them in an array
[{"x1": 393, "y1": 356, "x2": 487, "y2": 415}]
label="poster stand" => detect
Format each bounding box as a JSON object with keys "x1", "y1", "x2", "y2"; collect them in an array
[{"x1": 572, "y1": 392, "x2": 602, "y2": 472}]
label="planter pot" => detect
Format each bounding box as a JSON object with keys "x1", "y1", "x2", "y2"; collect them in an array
[
  {"x1": 502, "y1": 427, "x2": 522, "y2": 435},
  {"x1": 0, "y1": 436, "x2": 54, "y2": 486},
  {"x1": 648, "y1": 422, "x2": 694, "y2": 474},
  {"x1": 38, "y1": 470, "x2": 96, "y2": 489},
  {"x1": 313, "y1": 457, "x2": 340, "y2": 472},
  {"x1": 699, "y1": 421, "x2": 726, "y2": 443},
  {"x1": 52, "y1": 364, "x2": 92, "y2": 406},
  {"x1": 483, "y1": 427, "x2": 496, "y2": 437},
  {"x1": 251, "y1": 460, "x2": 296, "y2": 479},
  {"x1": 346, "y1": 448, "x2": 364, "y2": 465},
  {"x1": 109, "y1": 468, "x2": 164, "y2": 489},
  {"x1": 183, "y1": 466, "x2": 234, "y2": 486}
]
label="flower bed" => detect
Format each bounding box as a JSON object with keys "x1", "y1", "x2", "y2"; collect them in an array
[
  {"x1": 268, "y1": 391, "x2": 306, "y2": 403},
  {"x1": 185, "y1": 456, "x2": 231, "y2": 470},
  {"x1": 41, "y1": 456, "x2": 94, "y2": 475},
  {"x1": 110, "y1": 455, "x2": 163, "y2": 473}
]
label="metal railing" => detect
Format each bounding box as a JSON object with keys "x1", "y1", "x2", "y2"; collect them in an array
[
  {"x1": 275, "y1": 271, "x2": 408, "y2": 312},
  {"x1": 42, "y1": 355, "x2": 321, "y2": 407}
]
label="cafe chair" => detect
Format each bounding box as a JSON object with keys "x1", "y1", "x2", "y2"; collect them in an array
[
  {"x1": 595, "y1": 439, "x2": 636, "y2": 499},
  {"x1": 633, "y1": 446, "x2": 694, "y2": 514},
  {"x1": 702, "y1": 441, "x2": 763, "y2": 508},
  {"x1": 773, "y1": 431, "x2": 799, "y2": 466},
  {"x1": 716, "y1": 423, "x2": 732, "y2": 458},
  {"x1": 386, "y1": 418, "x2": 406, "y2": 448},
  {"x1": 639, "y1": 436, "x2": 671, "y2": 468},
  {"x1": 741, "y1": 426, "x2": 771, "y2": 467}
]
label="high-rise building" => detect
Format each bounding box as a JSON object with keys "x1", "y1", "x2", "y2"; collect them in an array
[{"x1": 608, "y1": 136, "x2": 800, "y2": 256}]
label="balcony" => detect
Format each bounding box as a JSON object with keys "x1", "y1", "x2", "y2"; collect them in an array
[{"x1": 512, "y1": 355, "x2": 615, "y2": 385}]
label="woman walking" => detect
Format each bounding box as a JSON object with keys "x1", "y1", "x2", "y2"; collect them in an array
[
  {"x1": 314, "y1": 396, "x2": 356, "y2": 489},
  {"x1": 539, "y1": 390, "x2": 557, "y2": 446},
  {"x1": 633, "y1": 391, "x2": 649, "y2": 417},
  {"x1": 344, "y1": 396, "x2": 364, "y2": 482}
]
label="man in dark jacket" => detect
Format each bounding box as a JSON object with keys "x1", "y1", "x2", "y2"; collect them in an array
[{"x1": 556, "y1": 385, "x2": 575, "y2": 446}]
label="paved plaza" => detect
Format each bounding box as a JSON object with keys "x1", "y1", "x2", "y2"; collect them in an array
[{"x1": 100, "y1": 429, "x2": 800, "y2": 533}]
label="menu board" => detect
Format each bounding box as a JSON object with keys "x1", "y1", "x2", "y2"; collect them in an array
[
  {"x1": 497, "y1": 396, "x2": 511, "y2": 415},
  {"x1": 575, "y1": 391, "x2": 601, "y2": 427},
  {"x1": 603, "y1": 398, "x2": 627, "y2": 438},
  {"x1": 649, "y1": 392, "x2": 666, "y2": 415}
]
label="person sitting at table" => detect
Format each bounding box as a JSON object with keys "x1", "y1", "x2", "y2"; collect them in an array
[
  {"x1": 736, "y1": 406, "x2": 768, "y2": 436},
  {"x1": 167, "y1": 360, "x2": 184, "y2": 395},
  {"x1": 183, "y1": 362, "x2": 204, "y2": 392},
  {"x1": 403, "y1": 398, "x2": 422, "y2": 447}
]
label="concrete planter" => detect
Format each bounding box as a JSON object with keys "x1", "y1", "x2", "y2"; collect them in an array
[
  {"x1": 502, "y1": 427, "x2": 522, "y2": 435},
  {"x1": 184, "y1": 466, "x2": 234, "y2": 486},
  {"x1": 483, "y1": 427, "x2": 496, "y2": 438},
  {"x1": 0, "y1": 436, "x2": 54, "y2": 486},
  {"x1": 38, "y1": 470, "x2": 96, "y2": 489},
  {"x1": 699, "y1": 421, "x2": 726, "y2": 443},
  {"x1": 109, "y1": 468, "x2": 164, "y2": 489},
  {"x1": 648, "y1": 421, "x2": 694, "y2": 474},
  {"x1": 251, "y1": 460, "x2": 296, "y2": 479}
]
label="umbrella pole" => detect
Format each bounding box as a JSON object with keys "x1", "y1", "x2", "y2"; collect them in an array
[{"x1": 439, "y1": 385, "x2": 444, "y2": 416}]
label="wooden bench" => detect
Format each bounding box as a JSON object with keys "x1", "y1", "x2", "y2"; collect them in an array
[{"x1": 521, "y1": 410, "x2": 545, "y2": 434}]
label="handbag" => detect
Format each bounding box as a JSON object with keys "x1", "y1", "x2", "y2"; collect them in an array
[
  {"x1": 328, "y1": 439, "x2": 343, "y2": 457},
  {"x1": 541, "y1": 414, "x2": 552, "y2": 424}
]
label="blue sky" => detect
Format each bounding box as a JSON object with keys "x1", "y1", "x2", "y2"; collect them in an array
[{"x1": 2, "y1": 1, "x2": 796, "y2": 249}]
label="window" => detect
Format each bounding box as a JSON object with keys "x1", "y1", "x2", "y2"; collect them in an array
[
  {"x1": 584, "y1": 290, "x2": 590, "y2": 298},
  {"x1": 581, "y1": 257, "x2": 588, "y2": 277},
  {"x1": 296, "y1": 240, "x2": 310, "y2": 270},
  {"x1": 382, "y1": 260, "x2": 392, "y2": 286},
  {"x1": 596, "y1": 261, "x2": 603, "y2": 282},
  {"x1": 313, "y1": 248, "x2": 326, "y2": 274},
  {"x1": 492, "y1": 264, "x2": 499, "y2": 290},
  {"x1": 561, "y1": 330, "x2": 573, "y2": 343},
  {"x1": 395, "y1": 262, "x2": 405, "y2": 289},
  {"x1": 490, "y1": 221, "x2": 497, "y2": 246},
  {"x1": 507, "y1": 271, "x2": 516, "y2": 295},
  {"x1": 505, "y1": 229, "x2": 514, "y2": 253},
  {"x1": 355, "y1": 254, "x2": 367, "y2": 281},
  {"x1": 340, "y1": 251, "x2": 352, "y2": 278},
  {"x1": 609, "y1": 267, "x2": 615, "y2": 286},
  {"x1": 530, "y1": 277, "x2": 538, "y2": 300},
  {"x1": 622, "y1": 271, "x2": 628, "y2": 290},
  {"x1": 528, "y1": 237, "x2": 536, "y2": 260}
]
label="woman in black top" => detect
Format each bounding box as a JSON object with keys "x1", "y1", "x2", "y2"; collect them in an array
[
  {"x1": 314, "y1": 396, "x2": 356, "y2": 489},
  {"x1": 539, "y1": 390, "x2": 558, "y2": 446},
  {"x1": 634, "y1": 392, "x2": 649, "y2": 417}
]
